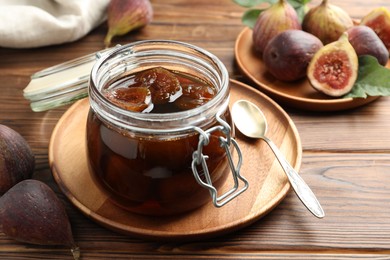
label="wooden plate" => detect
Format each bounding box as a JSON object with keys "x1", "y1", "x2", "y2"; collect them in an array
[
  {"x1": 49, "y1": 79, "x2": 302, "y2": 241},
  {"x1": 235, "y1": 27, "x2": 380, "y2": 112}
]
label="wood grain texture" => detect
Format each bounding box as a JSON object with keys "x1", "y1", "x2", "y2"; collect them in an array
[{"x1": 1, "y1": 0, "x2": 390, "y2": 259}]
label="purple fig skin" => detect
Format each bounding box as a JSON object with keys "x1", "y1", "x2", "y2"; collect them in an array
[
  {"x1": 263, "y1": 30, "x2": 324, "y2": 82},
  {"x1": 0, "y1": 124, "x2": 34, "y2": 194},
  {"x1": 0, "y1": 180, "x2": 76, "y2": 248},
  {"x1": 302, "y1": 0, "x2": 353, "y2": 45},
  {"x1": 252, "y1": 0, "x2": 301, "y2": 55},
  {"x1": 347, "y1": 25, "x2": 389, "y2": 66},
  {"x1": 104, "y1": 0, "x2": 153, "y2": 47}
]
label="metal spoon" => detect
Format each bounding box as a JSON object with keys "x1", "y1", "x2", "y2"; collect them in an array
[{"x1": 232, "y1": 100, "x2": 325, "y2": 218}]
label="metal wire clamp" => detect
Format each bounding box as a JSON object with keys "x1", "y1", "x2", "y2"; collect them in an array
[{"x1": 191, "y1": 109, "x2": 249, "y2": 207}]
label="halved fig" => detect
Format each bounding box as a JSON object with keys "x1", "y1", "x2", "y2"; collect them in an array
[{"x1": 307, "y1": 33, "x2": 358, "y2": 97}]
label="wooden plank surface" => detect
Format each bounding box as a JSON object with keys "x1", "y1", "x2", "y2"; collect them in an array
[{"x1": 1, "y1": 0, "x2": 390, "y2": 259}]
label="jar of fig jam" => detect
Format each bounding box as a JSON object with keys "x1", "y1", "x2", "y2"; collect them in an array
[{"x1": 87, "y1": 40, "x2": 248, "y2": 216}]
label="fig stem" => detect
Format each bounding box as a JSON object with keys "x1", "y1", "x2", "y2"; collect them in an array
[
  {"x1": 104, "y1": 32, "x2": 114, "y2": 48},
  {"x1": 71, "y1": 246, "x2": 80, "y2": 260}
]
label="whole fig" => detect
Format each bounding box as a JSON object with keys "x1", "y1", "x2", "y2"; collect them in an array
[
  {"x1": 307, "y1": 33, "x2": 358, "y2": 97},
  {"x1": 302, "y1": 0, "x2": 353, "y2": 45},
  {"x1": 361, "y1": 7, "x2": 390, "y2": 54},
  {"x1": 0, "y1": 179, "x2": 80, "y2": 260},
  {"x1": 104, "y1": 0, "x2": 153, "y2": 47},
  {"x1": 0, "y1": 124, "x2": 34, "y2": 194},
  {"x1": 347, "y1": 25, "x2": 389, "y2": 66},
  {"x1": 263, "y1": 30, "x2": 323, "y2": 82},
  {"x1": 252, "y1": 0, "x2": 301, "y2": 55}
]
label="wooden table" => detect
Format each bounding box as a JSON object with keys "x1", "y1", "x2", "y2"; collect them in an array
[{"x1": 1, "y1": 0, "x2": 390, "y2": 259}]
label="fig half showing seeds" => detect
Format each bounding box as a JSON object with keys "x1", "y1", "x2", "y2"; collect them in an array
[
  {"x1": 307, "y1": 33, "x2": 358, "y2": 97},
  {"x1": 262, "y1": 30, "x2": 323, "y2": 82},
  {"x1": 0, "y1": 179, "x2": 80, "y2": 260},
  {"x1": 252, "y1": 0, "x2": 301, "y2": 55}
]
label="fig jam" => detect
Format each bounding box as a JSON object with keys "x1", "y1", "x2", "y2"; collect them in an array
[
  {"x1": 102, "y1": 67, "x2": 217, "y2": 113},
  {"x1": 87, "y1": 66, "x2": 232, "y2": 215}
]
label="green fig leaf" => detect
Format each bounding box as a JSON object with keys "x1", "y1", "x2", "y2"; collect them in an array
[
  {"x1": 288, "y1": 0, "x2": 311, "y2": 7},
  {"x1": 294, "y1": 5, "x2": 307, "y2": 23},
  {"x1": 344, "y1": 55, "x2": 390, "y2": 98},
  {"x1": 242, "y1": 9, "x2": 263, "y2": 28},
  {"x1": 233, "y1": 0, "x2": 271, "y2": 8}
]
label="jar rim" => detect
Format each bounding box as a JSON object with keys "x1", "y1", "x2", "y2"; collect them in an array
[{"x1": 89, "y1": 40, "x2": 230, "y2": 132}]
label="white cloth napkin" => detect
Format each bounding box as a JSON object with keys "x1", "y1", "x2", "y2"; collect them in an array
[{"x1": 0, "y1": 0, "x2": 109, "y2": 48}]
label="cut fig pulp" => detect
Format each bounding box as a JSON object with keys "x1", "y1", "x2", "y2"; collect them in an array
[{"x1": 307, "y1": 33, "x2": 358, "y2": 97}]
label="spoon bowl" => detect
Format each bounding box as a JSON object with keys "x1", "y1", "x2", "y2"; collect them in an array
[{"x1": 232, "y1": 100, "x2": 325, "y2": 218}]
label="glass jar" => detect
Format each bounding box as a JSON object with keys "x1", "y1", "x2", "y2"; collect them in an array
[{"x1": 86, "y1": 40, "x2": 248, "y2": 216}]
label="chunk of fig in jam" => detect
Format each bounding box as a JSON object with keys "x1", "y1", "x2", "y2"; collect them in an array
[
  {"x1": 103, "y1": 66, "x2": 217, "y2": 113},
  {"x1": 105, "y1": 86, "x2": 153, "y2": 112},
  {"x1": 135, "y1": 67, "x2": 182, "y2": 104},
  {"x1": 175, "y1": 81, "x2": 216, "y2": 110}
]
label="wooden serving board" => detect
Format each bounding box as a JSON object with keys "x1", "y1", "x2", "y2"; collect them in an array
[{"x1": 49, "y1": 79, "x2": 302, "y2": 241}]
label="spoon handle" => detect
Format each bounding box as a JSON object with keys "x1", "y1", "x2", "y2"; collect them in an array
[{"x1": 262, "y1": 136, "x2": 325, "y2": 218}]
